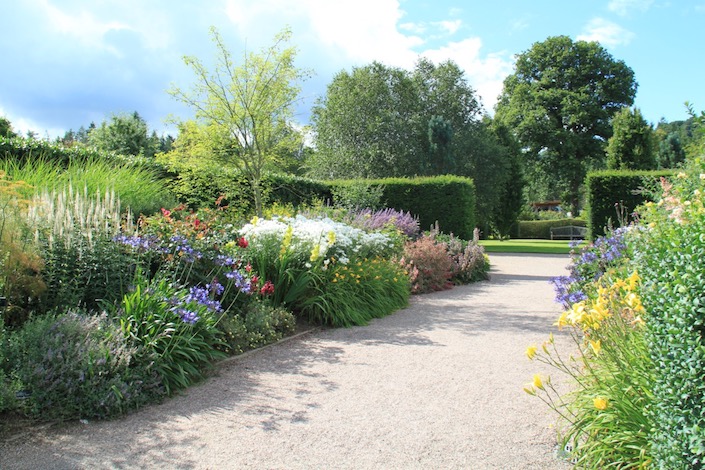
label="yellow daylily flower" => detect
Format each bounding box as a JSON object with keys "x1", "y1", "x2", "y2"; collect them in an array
[
  {"x1": 526, "y1": 345, "x2": 538, "y2": 360},
  {"x1": 589, "y1": 339, "x2": 602, "y2": 355},
  {"x1": 594, "y1": 397, "x2": 608, "y2": 410}
]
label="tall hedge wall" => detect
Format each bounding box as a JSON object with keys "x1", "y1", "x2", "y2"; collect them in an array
[
  {"x1": 332, "y1": 176, "x2": 476, "y2": 240},
  {"x1": 586, "y1": 169, "x2": 674, "y2": 238}
]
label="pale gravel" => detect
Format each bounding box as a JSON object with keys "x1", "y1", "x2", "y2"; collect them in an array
[{"x1": 0, "y1": 253, "x2": 574, "y2": 470}]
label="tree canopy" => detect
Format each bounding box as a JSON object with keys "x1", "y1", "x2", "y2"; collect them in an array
[
  {"x1": 0, "y1": 117, "x2": 17, "y2": 139},
  {"x1": 606, "y1": 107, "x2": 656, "y2": 170},
  {"x1": 495, "y1": 35, "x2": 637, "y2": 212},
  {"x1": 168, "y1": 26, "x2": 309, "y2": 215}
]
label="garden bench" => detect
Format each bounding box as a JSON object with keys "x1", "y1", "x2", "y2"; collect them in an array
[{"x1": 550, "y1": 225, "x2": 587, "y2": 240}]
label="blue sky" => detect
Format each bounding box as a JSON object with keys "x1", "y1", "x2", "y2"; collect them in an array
[{"x1": 1, "y1": 0, "x2": 703, "y2": 138}]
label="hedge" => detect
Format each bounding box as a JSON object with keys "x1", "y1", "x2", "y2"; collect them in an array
[
  {"x1": 332, "y1": 176, "x2": 476, "y2": 240},
  {"x1": 517, "y1": 218, "x2": 587, "y2": 239},
  {"x1": 586, "y1": 169, "x2": 674, "y2": 239}
]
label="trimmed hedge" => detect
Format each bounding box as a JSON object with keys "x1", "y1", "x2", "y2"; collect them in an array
[
  {"x1": 332, "y1": 176, "x2": 476, "y2": 240},
  {"x1": 160, "y1": 160, "x2": 331, "y2": 212},
  {"x1": 586, "y1": 169, "x2": 674, "y2": 239},
  {"x1": 517, "y1": 218, "x2": 587, "y2": 239}
]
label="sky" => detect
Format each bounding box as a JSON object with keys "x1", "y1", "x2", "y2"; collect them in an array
[{"x1": 1, "y1": 0, "x2": 703, "y2": 139}]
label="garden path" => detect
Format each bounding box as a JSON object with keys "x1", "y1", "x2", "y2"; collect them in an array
[{"x1": 0, "y1": 253, "x2": 573, "y2": 469}]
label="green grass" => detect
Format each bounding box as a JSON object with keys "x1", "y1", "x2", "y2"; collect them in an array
[{"x1": 480, "y1": 239, "x2": 586, "y2": 254}]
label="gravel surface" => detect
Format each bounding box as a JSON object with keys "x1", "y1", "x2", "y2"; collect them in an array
[{"x1": 0, "y1": 253, "x2": 574, "y2": 470}]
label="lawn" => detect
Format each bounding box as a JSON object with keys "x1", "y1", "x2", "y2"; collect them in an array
[{"x1": 479, "y1": 239, "x2": 585, "y2": 254}]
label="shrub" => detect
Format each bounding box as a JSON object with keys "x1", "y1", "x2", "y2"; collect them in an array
[
  {"x1": 443, "y1": 231, "x2": 490, "y2": 284},
  {"x1": 220, "y1": 300, "x2": 296, "y2": 353},
  {"x1": 0, "y1": 319, "x2": 15, "y2": 413},
  {"x1": 110, "y1": 274, "x2": 227, "y2": 395},
  {"x1": 635, "y1": 165, "x2": 705, "y2": 468},
  {"x1": 6, "y1": 310, "x2": 163, "y2": 420},
  {"x1": 401, "y1": 235, "x2": 452, "y2": 294}
]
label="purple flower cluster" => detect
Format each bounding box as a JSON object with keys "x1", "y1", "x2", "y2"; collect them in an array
[
  {"x1": 551, "y1": 228, "x2": 629, "y2": 308},
  {"x1": 170, "y1": 235, "x2": 203, "y2": 263},
  {"x1": 175, "y1": 307, "x2": 200, "y2": 325},
  {"x1": 113, "y1": 234, "x2": 167, "y2": 253},
  {"x1": 185, "y1": 284, "x2": 223, "y2": 313},
  {"x1": 225, "y1": 270, "x2": 252, "y2": 294},
  {"x1": 351, "y1": 208, "x2": 420, "y2": 237}
]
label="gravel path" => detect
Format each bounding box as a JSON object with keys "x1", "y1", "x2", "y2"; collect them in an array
[{"x1": 0, "y1": 253, "x2": 573, "y2": 469}]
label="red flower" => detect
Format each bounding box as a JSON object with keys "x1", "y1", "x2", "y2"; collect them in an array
[
  {"x1": 238, "y1": 237, "x2": 249, "y2": 248},
  {"x1": 245, "y1": 264, "x2": 252, "y2": 273},
  {"x1": 161, "y1": 208, "x2": 171, "y2": 218},
  {"x1": 260, "y1": 280, "x2": 275, "y2": 296}
]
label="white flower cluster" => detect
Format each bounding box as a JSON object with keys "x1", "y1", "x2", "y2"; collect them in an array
[{"x1": 239, "y1": 214, "x2": 393, "y2": 262}]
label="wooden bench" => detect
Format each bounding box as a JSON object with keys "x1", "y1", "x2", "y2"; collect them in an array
[{"x1": 550, "y1": 225, "x2": 587, "y2": 240}]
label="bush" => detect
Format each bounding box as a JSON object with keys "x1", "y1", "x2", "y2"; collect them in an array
[
  {"x1": 401, "y1": 235, "x2": 453, "y2": 294},
  {"x1": 635, "y1": 165, "x2": 705, "y2": 468},
  {"x1": 0, "y1": 319, "x2": 16, "y2": 413},
  {"x1": 220, "y1": 300, "x2": 296, "y2": 353},
  {"x1": 517, "y1": 218, "x2": 586, "y2": 239},
  {"x1": 348, "y1": 207, "x2": 420, "y2": 238},
  {"x1": 6, "y1": 310, "x2": 163, "y2": 420},
  {"x1": 442, "y1": 232, "x2": 490, "y2": 284}
]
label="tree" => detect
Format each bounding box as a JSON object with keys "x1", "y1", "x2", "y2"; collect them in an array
[
  {"x1": 495, "y1": 35, "x2": 637, "y2": 213},
  {"x1": 308, "y1": 62, "x2": 418, "y2": 179},
  {"x1": 0, "y1": 117, "x2": 17, "y2": 138},
  {"x1": 656, "y1": 132, "x2": 686, "y2": 169},
  {"x1": 88, "y1": 111, "x2": 160, "y2": 158},
  {"x1": 606, "y1": 107, "x2": 656, "y2": 170},
  {"x1": 168, "y1": 26, "x2": 308, "y2": 216}
]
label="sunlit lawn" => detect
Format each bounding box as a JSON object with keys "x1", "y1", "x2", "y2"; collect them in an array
[{"x1": 480, "y1": 239, "x2": 586, "y2": 254}]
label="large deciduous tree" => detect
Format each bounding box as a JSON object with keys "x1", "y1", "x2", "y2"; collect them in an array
[
  {"x1": 308, "y1": 62, "x2": 418, "y2": 179},
  {"x1": 169, "y1": 26, "x2": 308, "y2": 216},
  {"x1": 606, "y1": 107, "x2": 656, "y2": 170},
  {"x1": 495, "y1": 35, "x2": 637, "y2": 213}
]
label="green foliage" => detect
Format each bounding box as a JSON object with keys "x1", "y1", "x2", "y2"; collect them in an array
[
  {"x1": 635, "y1": 161, "x2": 705, "y2": 468},
  {"x1": 168, "y1": 26, "x2": 309, "y2": 216},
  {"x1": 0, "y1": 318, "x2": 15, "y2": 413},
  {"x1": 339, "y1": 175, "x2": 476, "y2": 240},
  {"x1": 6, "y1": 310, "x2": 163, "y2": 420},
  {"x1": 220, "y1": 300, "x2": 296, "y2": 354},
  {"x1": 491, "y1": 150, "x2": 525, "y2": 238},
  {"x1": 0, "y1": 146, "x2": 175, "y2": 216},
  {"x1": 585, "y1": 169, "x2": 672, "y2": 238},
  {"x1": 496, "y1": 35, "x2": 637, "y2": 213},
  {"x1": 299, "y1": 257, "x2": 409, "y2": 327},
  {"x1": 111, "y1": 275, "x2": 226, "y2": 395},
  {"x1": 0, "y1": 117, "x2": 17, "y2": 139},
  {"x1": 517, "y1": 218, "x2": 586, "y2": 239},
  {"x1": 87, "y1": 111, "x2": 162, "y2": 158},
  {"x1": 606, "y1": 107, "x2": 656, "y2": 170},
  {"x1": 329, "y1": 180, "x2": 385, "y2": 211}
]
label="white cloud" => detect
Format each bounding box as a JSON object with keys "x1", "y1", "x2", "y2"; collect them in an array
[
  {"x1": 421, "y1": 38, "x2": 514, "y2": 112},
  {"x1": 37, "y1": 0, "x2": 132, "y2": 56},
  {"x1": 577, "y1": 18, "x2": 635, "y2": 48},
  {"x1": 608, "y1": 0, "x2": 655, "y2": 16},
  {"x1": 434, "y1": 19, "x2": 462, "y2": 35}
]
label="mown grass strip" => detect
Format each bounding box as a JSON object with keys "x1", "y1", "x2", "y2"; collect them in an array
[{"x1": 480, "y1": 239, "x2": 585, "y2": 254}]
